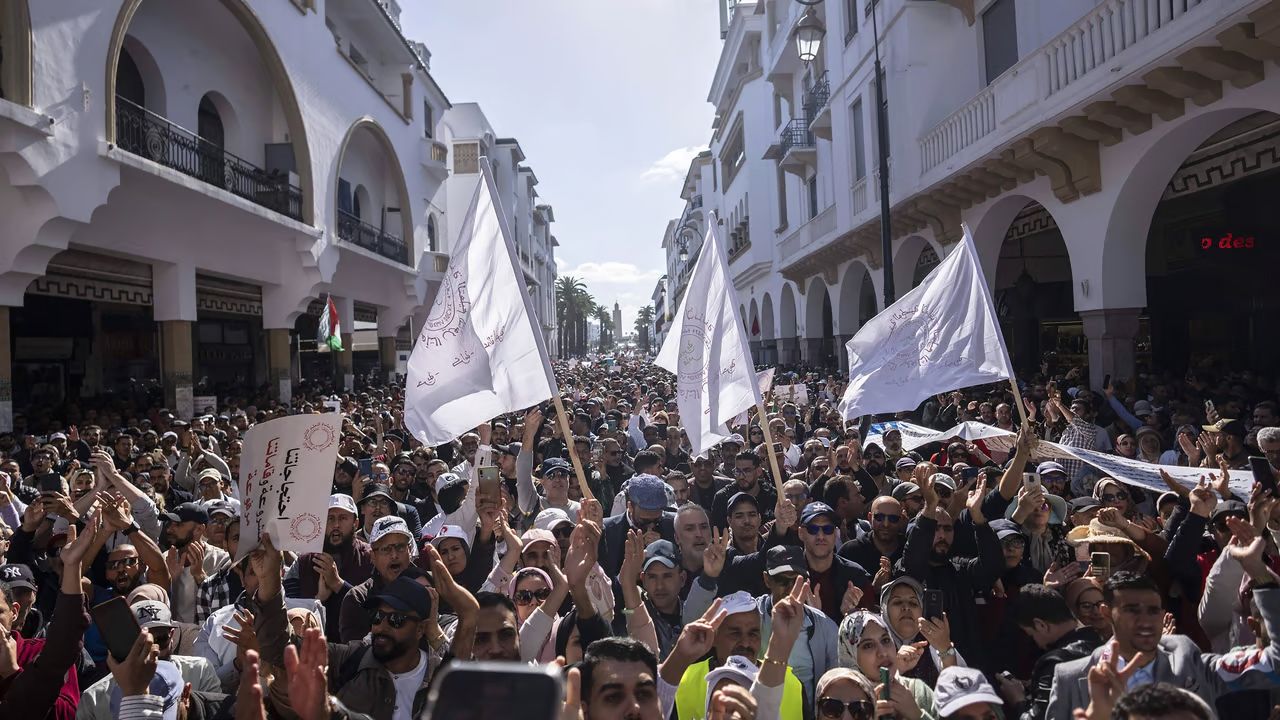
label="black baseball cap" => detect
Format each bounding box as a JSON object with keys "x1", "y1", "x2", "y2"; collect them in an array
[
  {"x1": 366, "y1": 576, "x2": 431, "y2": 617},
  {"x1": 765, "y1": 546, "x2": 807, "y2": 577},
  {"x1": 1068, "y1": 497, "x2": 1101, "y2": 513},
  {"x1": 358, "y1": 484, "x2": 394, "y2": 505},
  {"x1": 160, "y1": 502, "x2": 209, "y2": 525},
  {"x1": 643, "y1": 540, "x2": 680, "y2": 571},
  {"x1": 727, "y1": 492, "x2": 760, "y2": 513},
  {"x1": 0, "y1": 564, "x2": 36, "y2": 591}
]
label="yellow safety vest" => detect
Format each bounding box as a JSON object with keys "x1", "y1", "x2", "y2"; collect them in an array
[{"x1": 674, "y1": 658, "x2": 805, "y2": 720}]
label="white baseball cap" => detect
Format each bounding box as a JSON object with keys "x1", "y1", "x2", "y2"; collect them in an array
[
  {"x1": 533, "y1": 508, "x2": 574, "y2": 532},
  {"x1": 520, "y1": 528, "x2": 558, "y2": 550},
  {"x1": 328, "y1": 493, "x2": 358, "y2": 516},
  {"x1": 719, "y1": 591, "x2": 757, "y2": 617},
  {"x1": 369, "y1": 516, "x2": 414, "y2": 548},
  {"x1": 704, "y1": 655, "x2": 759, "y2": 717},
  {"x1": 935, "y1": 667, "x2": 1004, "y2": 717},
  {"x1": 430, "y1": 524, "x2": 471, "y2": 550}
]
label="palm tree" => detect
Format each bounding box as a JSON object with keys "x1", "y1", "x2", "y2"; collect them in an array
[
  {"x1": 635, "y1": 305, "x2": 654, "y2": 354},
  {"x1": 555, "y1": 276, "x2": 588, "y2": 357},
  {"x1": 593, "y1": 303, "x2": 613, "y2": 352}
]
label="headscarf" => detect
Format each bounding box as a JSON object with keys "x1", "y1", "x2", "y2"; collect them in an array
[
  {"x1": 127, "y1": 583, "x2": 171, "y2": 607},
  {"x1": 837, "y1": 610, "x2": 889, "y2": 670},
  {"x1": 878, "y1": 577, "x2": 924, "y2": 648},
  {"x1": 815, "y1": 668, "x2": 877, "y2": 706},
  {"x1": 508, "y1": 567, "x2": 553, "y2": 598}
]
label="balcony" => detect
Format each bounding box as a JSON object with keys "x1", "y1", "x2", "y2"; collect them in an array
[
  {"x1": 804, "y1": 71, "x2": 832, "y2": 140},
  {"x1": 778, "y1": 118, "x2": 816, "y2": 176},
  {"x1": 336, "y1": 209, "x2": 408, "y2": 265},
  {"x1": 917, "y1": 0, "x2": 1237, "y2": 178},
  {"x1": 778, "y1": 205, "x2": 837, "y2": 262},
  {"x1": 421, "y1": 139, "x2": 448, "y2": 181},
  {"x1": 115, "y1": 96, "x2": 303, "y2": 221}
]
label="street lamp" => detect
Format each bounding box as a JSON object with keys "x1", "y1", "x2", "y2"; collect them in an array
[
  {"x1": 678, "y1": 238, "x2": 689, "y2": 263},
  {"x1": 794, "y1": 8, "x2": 826, "y2": 64}
]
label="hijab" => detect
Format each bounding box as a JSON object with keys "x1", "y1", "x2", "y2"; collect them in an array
[{"x1": 837, "y1": 610, "x2": 889, "y2": 670}]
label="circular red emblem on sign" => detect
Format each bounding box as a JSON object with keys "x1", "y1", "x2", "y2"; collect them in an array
[
  {"x1": 289, "y1": 512, "x2": 323, "y2": 543},
  {"x1": 303, "y1": 422, "x2": 337, "y2": 452}
]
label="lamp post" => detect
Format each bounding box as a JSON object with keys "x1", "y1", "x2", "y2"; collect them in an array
[
  {"x1": 794, "y1": 7, "x2": 826, "y2": 64},
  {"x1": 871, "y1": 0, "x2": 895, "y2": 309}
]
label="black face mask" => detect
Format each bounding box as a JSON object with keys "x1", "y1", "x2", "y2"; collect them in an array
[
  {"x1": 437, "y1": 484, "x2": 466, "y2": 514},
  {"x1": 866, "y1": 461, "x2": 884, "y2": 476}
]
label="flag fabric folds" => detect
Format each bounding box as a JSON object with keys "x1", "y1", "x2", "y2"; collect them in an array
[
  {"x1": 404, "y1": 162, "x2": 556, "y2": 446},
  {"x1": 839, "y1": 224, "x2": 1013, "y2": 420},
  {"x1": 656, "y1": 219, "x2": 760, "y2": 456},
  {"x1": 317, "y1": 295, "x2": 343, "y2": 352}
]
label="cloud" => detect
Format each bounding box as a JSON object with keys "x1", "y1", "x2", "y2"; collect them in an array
[
  {"x1": 562, "y1": 262, "x2": 663, "y2": 286},
  {"x1": 639, "y1": 146, "x2": 706, "y2": 183}
]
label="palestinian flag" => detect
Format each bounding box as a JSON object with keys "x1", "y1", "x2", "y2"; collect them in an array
[{"x1": 317, "y1": 295, "x2": 343, "y2": 351}]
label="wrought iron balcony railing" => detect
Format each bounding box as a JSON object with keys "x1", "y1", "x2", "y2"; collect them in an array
[
  {"x1": 803, "y1": 71, "x2": 831, "y2": 119},
  {"x1": 114, "y1": 95, "x2": 303, "y2": 221},
  {"x1": 779, "y1": 118, "x2": 815, "y2": 156},
  {"x1": 337, "y1": 209, "x2": 408, "y2": 265}
]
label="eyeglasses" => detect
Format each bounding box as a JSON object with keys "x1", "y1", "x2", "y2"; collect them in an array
[
  {"x1": 804, "y1": 523, "x2": 836, "y2": 536},
  {"x1": 632, "y1": 517, "x2": 659, "y2": 531},
  {"x1": 546, "y1": 471, "x2": 570, "y2": 479},
  {"x1": 513, "y1": 588, "x2": 552, "y2": 606},
  {"x1": 1101, "y1": 492, "x2": 1129, "y2": 502},
  {"x1": 369, "y1": 609, "x2": 421, "y2": 629},
  {"x1": 1076, "y1": 601, "x2": 1102, "y2": 613},
  {"x1": 552, "y1": 526, "x2": 574, "y2": 538},
  {"x1": 106, "y1": 557, "x2": 140, "y2": 570},
  {"x1": 784, "y1": 492, "x2": 808, "y2": 503},
  {"x1": 373, "y1": 542, "x2": 411, "y2": 557},
  {"x1": 872, "y1": 513, "x2": 901, "y2": 524},
  {"x1": 733, "y1": 468, "x2": 754, "y2": 476},
  {"x1": 817, "y1": 698, "x2": 875, "y2": 720}
]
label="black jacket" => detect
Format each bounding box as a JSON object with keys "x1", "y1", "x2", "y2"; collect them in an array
[
  {"x1": 838, "y1": 533, "x2": 904, "y2": 575},
  {"x1": 1018, "y1": 626, "x2": 1102, "y2": 720},
  {"x1": 710, "y1": 481, "x2": 777, "y2": 531},
  {"x1": 598, "y1": 512, "x2": 675, "y2": 577},
  {"x1": 898, "y1": 514, "x2": 1004, "y2": 671}
]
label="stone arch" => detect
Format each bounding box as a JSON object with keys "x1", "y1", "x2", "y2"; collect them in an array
[
  {"x1": 967, "y1": 193, "x2": 1047, "y2": 289},
  {"x1": 426, "y1": 214, "x2": 438, "y2": 252},
  {"x1": 197, "y1": 90, "x2": 238, "y2": 153},
  {"x1": 779, "y1": 283, "x2": 799, "y2": 365},
  {"x1": 804, "y1": 276, "x2": 830, "y2": 339},
  {"x1": 104, "y1": 0, "x2": 314, "y2": 224},
  {"x1": 332, "y1": 118, "x2": 415, "y2": 261},
  {"x1": 749, "y1": 298, "x2": 760, "y2": 339},
  {"x1": 837, "y1": 260, "x2": 874, "y2": 335},
  {"x1": 0, "y1": 0, "x2": 31, "y2": 106},
  {"x1": 760, "y1": 292, "x2": 776, "y2": 340},
  {"x1": 892, "y1": 234, "x2": 943, "y2": 299},
  {"x1": 118, "y1": 35, "x2": 166, "y2": 115}
]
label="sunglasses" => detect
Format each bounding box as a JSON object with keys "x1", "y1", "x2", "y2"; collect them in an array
[
  {"x1": 632, "y1": 517, "x2": 659, "y2": 531},
  {"x1": 872, "y1": 513, "x2": 901, "y2": 524},
  {"x1": 552, "y1": 526, "x2": 574, "y2": 538},
  {"x1": 804, "y1": 524, "x2": 836, "y2": 536},
  {"x1": 369, "y1": 609, "x2": 421, "y2": 629},
  {"x1": 106, "y1": 557, "x2": 140, "y2": 570},
  {"x1": 817, "y1": 698, "x2": 875, "y2": 720},
  {"x1": 513, "y1": 588, "x2": 553, "y2": 606},
  {"x1": 1101, "y1": 492, "x2": 1129, "y2": 502}
]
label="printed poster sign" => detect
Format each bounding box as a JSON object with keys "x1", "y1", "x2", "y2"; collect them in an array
[
  {"x1": 193, "y1": 396, "x2": 218, "y2": 416},
  {"x1": 235, "y1": 413, "x2": 342, "y2": 562},
  {"x1": 775, "y1": 384, "x2": 809, "y2": 405}
]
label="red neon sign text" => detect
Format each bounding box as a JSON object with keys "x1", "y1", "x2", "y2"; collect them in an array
[{"x1": 1200, "y1": 233, "x2": 1256, "y2": 250}]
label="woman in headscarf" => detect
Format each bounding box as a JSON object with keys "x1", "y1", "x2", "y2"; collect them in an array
[
  {"x1": 838, "y1": 610, "x2": 936, "y2": 720},
  {"x1": 878, "y1": 577, "x2": 964, "y2": 689},
  {"x1": 812, "y1": 668, "x2": 880, "y2": 720}
]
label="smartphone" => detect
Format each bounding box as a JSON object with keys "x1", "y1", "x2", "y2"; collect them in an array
[
  {"x1": 1023, "y1": 472, "x2": 1042, "y2": 493},
  {"x1": 477, "y1": 465, "x2": 502, "y2": 506},
  {"x1": 1075, "y1": 543, "x2": 1091, "y2": 573},
  {"x1": 960, "y1": 466, "x2": 981, "y2": 482},
  {"x1": 998, "y1": 670, "x2": 1017, "y2": 684},
  {"x1": 591, "y1": 444, "x2": 604, "y2": 464},
  {"x1": 772, "y1": 442, "x2": 784, "y2": 454},
  {"x1": 606, "y1": 419, "x2": 618, "y2": 432},
  {"x1": 90, "y1": 596, "x2": 142, "y2": 661},
  {"x1": 425, "y1": 662, "x2": 562, "y2": 720},
  {"x1": 1090, "y1": 552, "x2": 1111, "y2": 579},
  {"x1": 357, "y1": 458, "x2": 373, "y2": 478},
  {"x1": 1102, "y1": 373, "x2": 1111, "y2": 390},
  {"x1": 1205, "y1": 399, "x2": 1216, "y2": 416},
  {"x1": 879, "y1": 667, "x2": 892, "y2": 700},
  {"x1": 1251, "y1": 456, "x2": 1277, "y2": 494},
  {"x1": 923, "y1": 589, "x2": 944, "y2": 620},
  {"x1": 37, "y1": 472, "x2": 63, "y2": 493}
]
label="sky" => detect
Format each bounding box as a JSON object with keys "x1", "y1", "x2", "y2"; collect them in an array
[{"x1": 405, "y1": 0, "x2": 724, "y2": 335}]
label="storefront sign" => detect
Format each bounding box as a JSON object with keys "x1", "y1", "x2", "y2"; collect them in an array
[{"x1": 1200, "y1": 232, "x2": 1256, "y2": 250}]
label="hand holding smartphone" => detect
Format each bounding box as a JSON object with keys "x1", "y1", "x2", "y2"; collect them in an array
[{"x1": 90, "y1": 597, "x2": 141, "y2": 662}]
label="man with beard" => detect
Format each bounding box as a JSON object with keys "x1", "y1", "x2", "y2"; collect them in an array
[
  {"x1": 147, "y1": 459, "x2": 193, "y2": 509},
  {"x1": 253, "y1": 533, "x2": 476, "y2": 719},
  {"x1": 339, "y1": 515, "x2": 416, "y2": 643},
  {"x1": 710, "y1": 452, "x2": 777, "y2": 531},
  {"x1": 839, "y1": 495, "x2": 907, "y2": 582},
  {"x1": 290, "y1": 494, "x2": 373, "y2": 639},
  {"x1": 161, "y1": 502, "x2": 230, "y2": 624},
  {"x1": 853, "y1": 442, "x2": 895, "y2": 503},
  {"x1": 362, "y1": 463, "x2": 423, "y2": 537},
  {"x1": 673, "y1": 505, "x2": 711, "y2": 594},
  {"x1": 194, "y1": 517, "x2": 245, "y2": 623},
  {"x1": 387, "y1": 454, "x2": 433, "y2": 522},
  {"x1": 688, "y1": 454, "x2": 732, "y2": 514},
  {"x1": 473, "y1": 591, "x2": 522, "y2": 661},
  {"x1": 901, "y1": 474, "x2": 1002, "y2": 672}
]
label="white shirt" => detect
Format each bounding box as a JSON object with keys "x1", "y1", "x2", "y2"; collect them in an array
[{"x1": 389, "y1": 650, "x2": 429, "y2": 720}]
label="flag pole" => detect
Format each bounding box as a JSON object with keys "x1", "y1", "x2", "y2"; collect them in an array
[
  {"x1": 1008, "y1": 378, "x2": 1031, "y2": 429},
  {"x1": 754, "y1": 405, "x2": 787, "y2": 496},
  {"x1": 551, "y1": 394, "x2": 595, "y2": 501}
]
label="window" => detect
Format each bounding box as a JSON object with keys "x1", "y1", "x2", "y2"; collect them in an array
[
  {"x1": 982, "y1": 0, "x2": 1018, "y2": 84},
  {"x1": 423, "y1": 101, "x2": 433, "y2": 138},
  {"x1": 851, "y1": 98, "x2": 866, "y2": 181},
  {"x1": 722, "y1": 125, "x2": 746, "y2": 188},
  {"x1": 454, "y1": 142, "x2": 479, "y2": 174},
  {"x1": 807, "y1": 175, "x2": 819, "y2": 219},
  {"x1": 844, "y1": 0, "x2": 858, "y2": 44},
  {"x1": 427, "y1": 214, "x2": 438, "y2": 252},
  {"x1": 775, "y1": 166, "x2": 788, "y2": 230}
]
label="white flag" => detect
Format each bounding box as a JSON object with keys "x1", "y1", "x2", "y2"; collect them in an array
[
  {"x1": 405, "y1": 161, "x2": 556, "y2": 445},
  {"x1": 839, "y1": 224, "x2": 1013, "y2": 419},
  {"x1": 656, "y1": 219, "x2": 759, "y2": 455}
]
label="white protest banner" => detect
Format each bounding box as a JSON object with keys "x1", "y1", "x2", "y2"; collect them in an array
[
  {"x1": 775, "y1": 384, "x2": 809, "y2": 405},
  {"x1": 756, "y1": 368, "x2": 777, "y2": 396},
  {"x1": 656, "y1": 218, "x2": 759, "y2": 456},
  {"x1": 864, "y1": 421, "x2": 939, "y2": 451},
  {"x1": 193, "y1": 396, "x2": 218, "y2": 416},
  {"x1": 236, "y1": 413, "x2": 342, "y2": 562},
  {"x1": 405, "y1": 161, "x2": 557, "y2": 445},
  {"x1": 1058, "y1": 444, "x2": 1256, "y2": 499},
  {"x1": 840, "y1": 225, "x2": 1013, "y2": 419}
]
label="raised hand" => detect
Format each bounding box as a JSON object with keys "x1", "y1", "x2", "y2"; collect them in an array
[
  {"x1": 107, "y1": 630, "x2": 159, "y2": 697},
  {"x1": 708, "y1": 684, "x2": 757, "y2": 720},
  {"x1": 966, "y1": 476, "x2": 989, "y2": 524},
  {"x1": 0, "y1": 623, "x2": 18, "y2": 680},
  {"x1": 1189, "y1": 477, "x2": 1219, "y2": 518},
  {"x1": 703, "y1": 526, "x2": 729, "y2": 579},
  {"x1": 1085, "y1": 642, "x2": 1153, "y2": 720},
  {"x1": 839, "y1": 581, "x2": 864, "y2": 616},
  {"x1": 186, "y1": 541, "x2": 208, "y2": 583},
  {"x1": 918, "y1": 613, "x2": 952, "y2": 652},
  {"x1": 896, "y1": 640, "x2": 929, "y2": 672},
  {"x1": 769, "y1": 576, "x2": 808, "y2": 654},
  {"x1": 1043, "y1": 561, "x2": 1083, "y2": 589},
  {"x1": 773, "y1": 497, "x2": 798, "y2": 535},
  {"x1": 619, "y1": 530, "x2": 644, "y2": 591},
  {"x1": 872, "y1": 556, "x2": 893, "y2": 588},
  {"x1": 283, "y1": 627, "x2": 330, "y2": 720},
  {"x1": 222, "y1": 608, "x2": 259, "y2": 667},
  {"x1": 671, "y1": 599, "x2": 727, "y2": 661},
  {"x1": 313, "y1": 552, "x2": 343, "y2": 601}
]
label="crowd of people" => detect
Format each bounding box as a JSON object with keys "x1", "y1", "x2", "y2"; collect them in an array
[{"x1": 1, "y1": 356, "x2": 1279, "y2": 720}]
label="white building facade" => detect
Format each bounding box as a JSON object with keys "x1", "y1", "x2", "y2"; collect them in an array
[
  {"x1": 0, "y1": 0, "x2": 557, "y2": 424},
  {"x1": 667, "y1": 0, "x2": 1280, "y2": 387}
]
